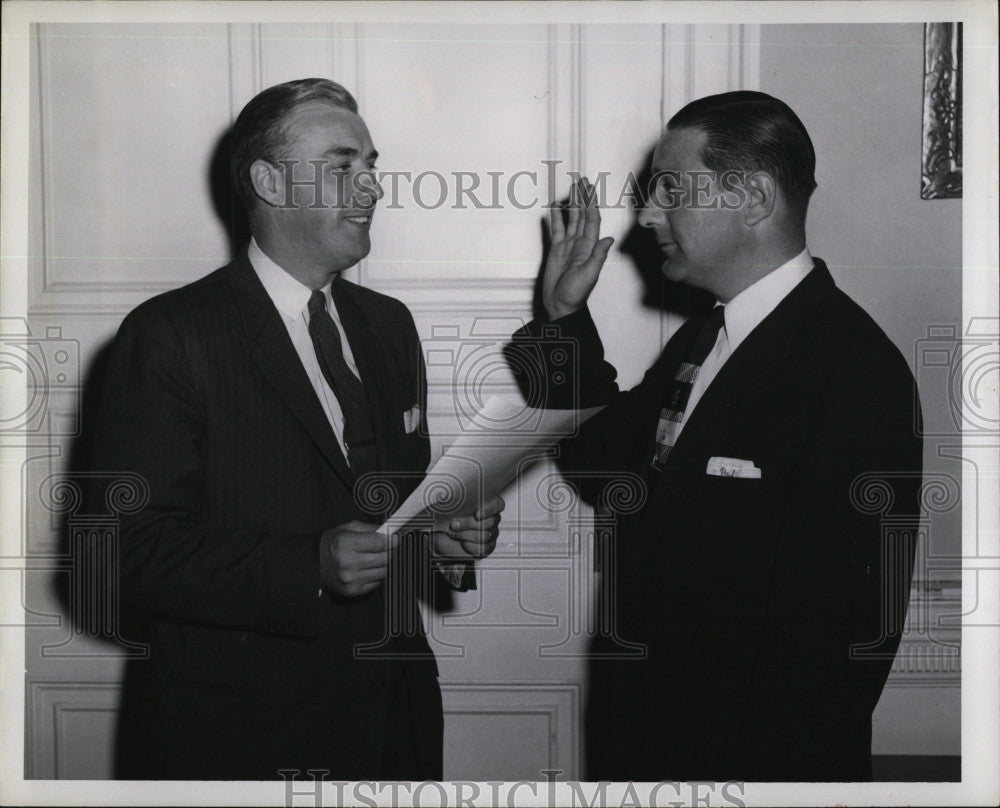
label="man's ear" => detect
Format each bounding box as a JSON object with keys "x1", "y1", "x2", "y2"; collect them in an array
[
  {"x1": 744, "y1": 170, "x2": 777, "y2": 227},
  {"x1": 249, "y1": 159, "x2": 285, "y2": 208}
]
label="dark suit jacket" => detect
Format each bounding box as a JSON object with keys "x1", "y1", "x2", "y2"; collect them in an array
[
  {"x1": 509, "y1": 259, "x2": 923, "y2": 781},
  {"x1": 92, "y1": 252, "x2": 444, "y2": 779}
]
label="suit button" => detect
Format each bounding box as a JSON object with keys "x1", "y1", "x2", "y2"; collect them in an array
[{"x1": 371, "y1": 678, "x2": 387, "y2": 694}]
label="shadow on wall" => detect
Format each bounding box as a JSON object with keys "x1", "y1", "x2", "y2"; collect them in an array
[
  {"x1": 47, "y1": 122, "x2": 252, "y2": 777},
  {"x1": 529, "y1": 143, "x2": 716, "y2": 322},
  {"x1": 208, "y1": 125, "x2": 252, "y2": 259}
]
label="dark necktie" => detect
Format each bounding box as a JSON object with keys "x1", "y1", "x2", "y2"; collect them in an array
[
  {"x1": 650, "y1": 305, "x2": 726, "y2": 470},
  {"x1": 307, "y1": 290, "x2": 378, "y2": 479}
]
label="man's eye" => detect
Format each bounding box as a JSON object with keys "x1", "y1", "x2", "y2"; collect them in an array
[
  {"x1": 327, "y1": 164, "x2": 351, "y2": 173},
  {"x1": 649, "y1": 180, "x2": 684, "y2": 208}
]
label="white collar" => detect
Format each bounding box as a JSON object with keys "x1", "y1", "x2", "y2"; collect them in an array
[
  {"x1": 248, "y1": 237, "x2": 331, "y2": 321},
  {"x1": 722, "y1": 247, "x2": 813, "y2": 352}
]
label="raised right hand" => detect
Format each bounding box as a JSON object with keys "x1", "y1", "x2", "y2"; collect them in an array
[
  {"x1": 542, "y1": 176, "x2": 615, "y2": 320},
  {"x1": 319, "y1": 520, "x2": 398, "y2": 597}
]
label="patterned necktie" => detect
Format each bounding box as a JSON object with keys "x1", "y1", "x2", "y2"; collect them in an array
[
  {"x1": 650, "y1": 305, "x2": 726, "y2": 470},
  {"x1": 307, "y1": 290, "x2": 378, "y2": 479}
]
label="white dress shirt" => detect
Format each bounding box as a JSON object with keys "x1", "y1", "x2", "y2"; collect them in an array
[
  {"x1": 248, "y1": 240, "x2": 482, "y2": 591},
  {"x1": 678, "y1": 248, "x2": 814, "y2": 436},
  {"x1": 248, "y1": 237, "x2": 361, "y2": 463}
]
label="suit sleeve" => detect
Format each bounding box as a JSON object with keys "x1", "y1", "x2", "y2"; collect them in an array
[
  {"x1": 91, "y1": 305, "x2": 323, "y2": 639},
  {"x1": 507, "y1": 305, "x2": 673, "y2": 508}
]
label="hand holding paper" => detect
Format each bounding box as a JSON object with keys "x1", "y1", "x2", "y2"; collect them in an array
[
  {"x1": 380, "y1": 394, "x2": 604, "y2": 538},
  {"x1": 439, "y1": 493, "x2": 505, "y2": 558}
]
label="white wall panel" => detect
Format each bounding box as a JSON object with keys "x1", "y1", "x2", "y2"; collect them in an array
[
  {"x1": 31, "y1": 24, "x2": 235, "y2": 314},
  {"x1": 442, "y1": 684, "x2": 579, "y2": 780},
  {"x1": 359, "y1": 24, "x2": 558, "y2": 283},
  {"x1": 26, "y1": 682, "x2": 120, "y2": 780}
]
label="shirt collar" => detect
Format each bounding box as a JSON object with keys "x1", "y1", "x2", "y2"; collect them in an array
[
  {"x1": 248, "y1": 237, "x2": 332, "y2": 321},
  {"x1": 722, "y1": 247, "x2": 813, "y2": 352}
]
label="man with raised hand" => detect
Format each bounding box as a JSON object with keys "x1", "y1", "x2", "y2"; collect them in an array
[{"x1": 510, "y1": 91, "x2": 922, "y2": 781}]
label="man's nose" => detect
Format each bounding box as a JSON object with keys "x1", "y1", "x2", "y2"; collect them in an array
[
  {"x1": 355, "y1": 169, "x2": 384, "y2": 205},
  {"x1": 637, "y1": 200, "x2": 662, "y2": 229}
]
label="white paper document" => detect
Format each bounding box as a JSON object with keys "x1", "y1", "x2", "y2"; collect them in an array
[{"x1": 380, "y1": 395, "x2": 605, "y2": 536}]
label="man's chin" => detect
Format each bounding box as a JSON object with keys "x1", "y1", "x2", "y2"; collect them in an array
[
  {"x1": 659, "y1": 257, "x2": 685, "y2": 282},
  {"x1": 334, "y1": 239, "x2": 371, "y2": 268}
]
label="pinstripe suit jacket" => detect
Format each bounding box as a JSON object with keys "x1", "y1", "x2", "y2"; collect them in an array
[{"x1": 92, "y1": 251, "x2": 442, "y2": 779}]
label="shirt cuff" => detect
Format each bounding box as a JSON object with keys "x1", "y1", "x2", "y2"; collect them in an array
[{"x1": 432, "y1": 558, "x2": 476, "y2": 591}]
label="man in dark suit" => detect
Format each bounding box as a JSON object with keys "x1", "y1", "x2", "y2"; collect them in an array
[
  {"x1": 92, "y1": 78, "x2": 503, "y2": 780},
  {"x1": 509, "y1": 91, "x2": 922, "y2": 781}
]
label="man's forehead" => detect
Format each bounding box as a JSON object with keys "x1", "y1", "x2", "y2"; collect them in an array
[
  {"x1": 284, "y1": 102, "x2": 373, "y2": 149},
  {"x1": 652, "y1": 126, "x2": 708, "y2": 169}
]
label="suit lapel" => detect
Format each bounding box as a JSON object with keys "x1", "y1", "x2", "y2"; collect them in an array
[
  {"x1": 331, "y1": 279, "x2": 406, "y2": 475},
  {"x1": 658, "y1": 259, "x2": 836, "y2": 475},
  {"x1": 226, "y1": 253, "x2": 354, "y2": 489}
]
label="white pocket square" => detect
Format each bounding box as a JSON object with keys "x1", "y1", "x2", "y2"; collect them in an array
[
  {"x1": 403, "y1": 404, "x2": 422, "y2": 434},
  {"x1": 707, "y1": 456, "x2": 762, "y2": 479}
]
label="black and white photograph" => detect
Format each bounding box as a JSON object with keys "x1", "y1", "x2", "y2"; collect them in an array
[{"x1": 0, "y1": 1, "x2": 997, "y2": 806}]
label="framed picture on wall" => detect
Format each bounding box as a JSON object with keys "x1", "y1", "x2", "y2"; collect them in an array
[{"x1": 922, "y1": 22, "x2": 962, "y2": 199}]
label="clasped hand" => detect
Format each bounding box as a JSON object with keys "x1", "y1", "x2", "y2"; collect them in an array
[{"x1": 319, "y1": 494, "x2": 505, "y2": 597}]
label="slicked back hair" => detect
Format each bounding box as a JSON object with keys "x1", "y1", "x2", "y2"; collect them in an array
[{"x1": 667, "y1": 90, "x2": 817, "y2": 224}]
